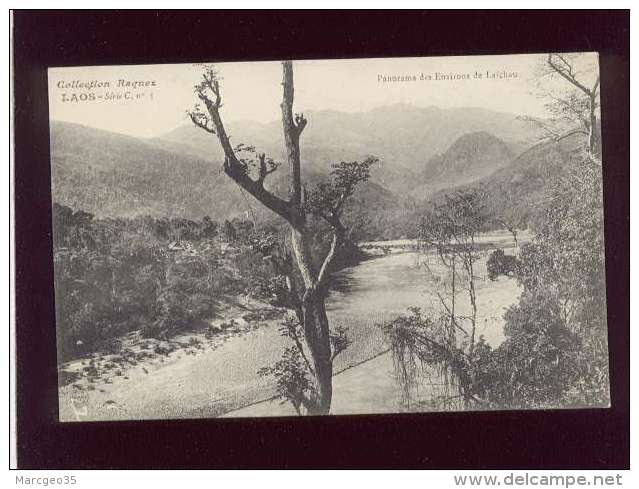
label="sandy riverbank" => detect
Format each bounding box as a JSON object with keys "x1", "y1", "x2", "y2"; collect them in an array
[{"x1": 58, "y1": 298, "x2": 287, "y2": 421}]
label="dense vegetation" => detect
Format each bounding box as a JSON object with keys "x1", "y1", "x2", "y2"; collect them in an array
[
  {"x1": 385, "y1": 149, "x2": 609, "y2": 410},
  {"x1": 475, "y1": 151, "x2": 607, "y2": 407},
  {"x1": 53, "y1": 202, "x2": 365, "y2": 363}
]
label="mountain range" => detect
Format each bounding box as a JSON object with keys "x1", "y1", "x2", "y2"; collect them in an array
[
  {"x1": 158, "y1": 103, "x2": 538, "y2": 193},
  {"x1": 49, "y1": 104, "x2": 573, "y2": 238}
]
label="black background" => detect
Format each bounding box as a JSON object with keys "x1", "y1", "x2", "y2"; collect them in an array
[{"x1": 13, "y1": 10, "x2": 630, "y2": 469}]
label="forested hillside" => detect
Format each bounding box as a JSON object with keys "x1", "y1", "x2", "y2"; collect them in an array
[
  {"x1": 409, "y1": 131, "x2": 516, "y2": 199},
  {"x1": 50, "y1": 121, "x2": 404, "y2": 232},
  {"x1": 51, "y1": 121, "x2": 259, "y2": 220},
  {"x1": 425, "y1": 133, "x2": 585, "y2": 229},
  {"x1": 50, "y1": 105, "x2": 550, "y2": 242}
]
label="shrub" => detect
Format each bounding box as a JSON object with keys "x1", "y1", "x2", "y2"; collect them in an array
[
  {"x1": 52, "y1": 204, "x2": 365, "y2": 363},
  {"x1": 478, "y1": 293, "x2": 580, "y2": 408},
  {"x1": 486, "y1": 249, "x2": 519, "y2": 281}
]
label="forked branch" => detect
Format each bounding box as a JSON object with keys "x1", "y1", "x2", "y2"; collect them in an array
[
  {"x1": 547, "y1": 54, "x2": 599, "y2": 98},
  {"x1": 188, "y1": 69, "x2": 291, "y2": 221}
]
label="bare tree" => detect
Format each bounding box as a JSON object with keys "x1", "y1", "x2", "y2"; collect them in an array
[
  {"x1": 420, "y1": 188, "x2": 489, "y2": 358},
  {"x1": 188, "y1": 61, "x2": 375, "y2": 415},
  {"x1": 546, "y1": 53, "x2": 600, "y2": 155},
  {"x1": 482, "y1": 181, "x2": 520, "y2": 248},
  {"x1": 523, "y1": 53, "x2": 601, "y2": 157},
  {"x1": 384, "y1": 188, "x2": 491, "y2": 410}
]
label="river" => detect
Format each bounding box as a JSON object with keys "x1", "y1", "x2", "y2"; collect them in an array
[{"x1": 58, "y1": 231, "x2": 524, "y2": 421}]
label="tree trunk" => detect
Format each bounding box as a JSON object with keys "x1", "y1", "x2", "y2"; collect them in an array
[
  {"x1": 281, "y1": 61, "x2": 334, "y2": 415},
  {"x1": 190, "y1": 61, "x2": 340, "y2": 415},
  {"x1": 302, "y1": 293, "x2": 333, "y2": 414},
  {"x1": 588, "y1": 93, "x2": 600, "y2": 156},
  {"x1": 290, "y1": 226, "x2": 334, "y2": 414},
  {"x1": 467, "y1": 255, "x2": 478, "y2": 357}
]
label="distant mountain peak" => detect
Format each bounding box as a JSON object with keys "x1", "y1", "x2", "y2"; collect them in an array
[
  {"x1": 445, "y1": 131, "x2": 513, "y2": 156},
  {"x1": 453, "y1": 130, "x2": 505, "y2": 142},
  {"x1": 410, "y1": 131, "x2": 516, "y2": 200}
]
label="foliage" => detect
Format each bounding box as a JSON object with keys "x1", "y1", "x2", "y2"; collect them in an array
[
  {"x1": 53, "y1": 202, "x2": 365, "y2": 364},
  {"x1": 305, "y1": 158, "x2": 378, "y2": 221},
  {"x1": 257, "y1": 315, "x2": 352, "y2": 415},
  {"x1": 258, "y1": 316, "x2": 315, "y2": 414},
  {"x1": 384, "y1": 150, "x2": 608, "y2": 410},
  {"x1": 258, "y1": 345, "x2": 314, "y2": 416},
  {"x1": 530, "y1": 53, "x2": 601, "y2": 155},
  {"x1": 383, "y1": 307, "x2": 470, "y2": 409},
  {"x1": 384, "y1": 189, "x2": 493, "y2": 408},
  {"x1": 419, "y1": 187, "x2": 491, "y2": 253},
  {"x1": 233, "y1": 143, "x2": 281, "y2": 181},
  {"x1": 54, "y1": 204, "x2": 267, "y2": 361},
  {"x1": 482, "y1": 152, "x2": 608, "y2": 408},
  {"x1": 512, "y1": 152, "x2": 608, "y2": 405},
  {"x1": 252, "y1": 157, "x2": 375, "y2": 414},
  {"x1": 418, "y1": 187, "x2": 490, "y2": 357},
  {"x1": 329, "y1": 325, "x2": 351, "y2": 360},
  {"x1": 471, "y1": 293, "x2": 580, "y2": 407},
  {"x1": 486, "y1": 249, "x2": 519, "y2": 281}
]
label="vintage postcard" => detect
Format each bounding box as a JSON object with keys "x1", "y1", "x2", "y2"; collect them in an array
[{"x1": 48, "y1": 53, "x2": 608, "y2": 421}]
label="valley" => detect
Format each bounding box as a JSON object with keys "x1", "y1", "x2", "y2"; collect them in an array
[{"x1": 50, "y1": 103, "x2": 559, "y2": 241}]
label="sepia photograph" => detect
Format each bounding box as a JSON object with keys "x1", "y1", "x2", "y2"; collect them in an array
[{"x1": 47, "y1": 52, "x2": 609, "y2": 422}]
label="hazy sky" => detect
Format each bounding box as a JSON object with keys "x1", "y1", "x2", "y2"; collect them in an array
[{"x1": 48, "y1": 52, "x2": 599, "y2": 138}]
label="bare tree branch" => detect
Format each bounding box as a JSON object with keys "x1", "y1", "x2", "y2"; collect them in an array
[
  {"x1": 256, "y1": 152, "x2": 279, "y2": 184},
  {"x1": 189, "y1": 71, "x2": 292, "y2": 222},
  {"x1": 548, "y1": 54, "x2": 593, "y2": 96},
  {"x1": 187, "y1": 109, "x2": 216, "y2": 135},
  {"x1": 545, "y1": 53, "x2": 601, "y2": 156},
  {"x1": 316, "y1": 225, "x2": 345, "y2": 289}
]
